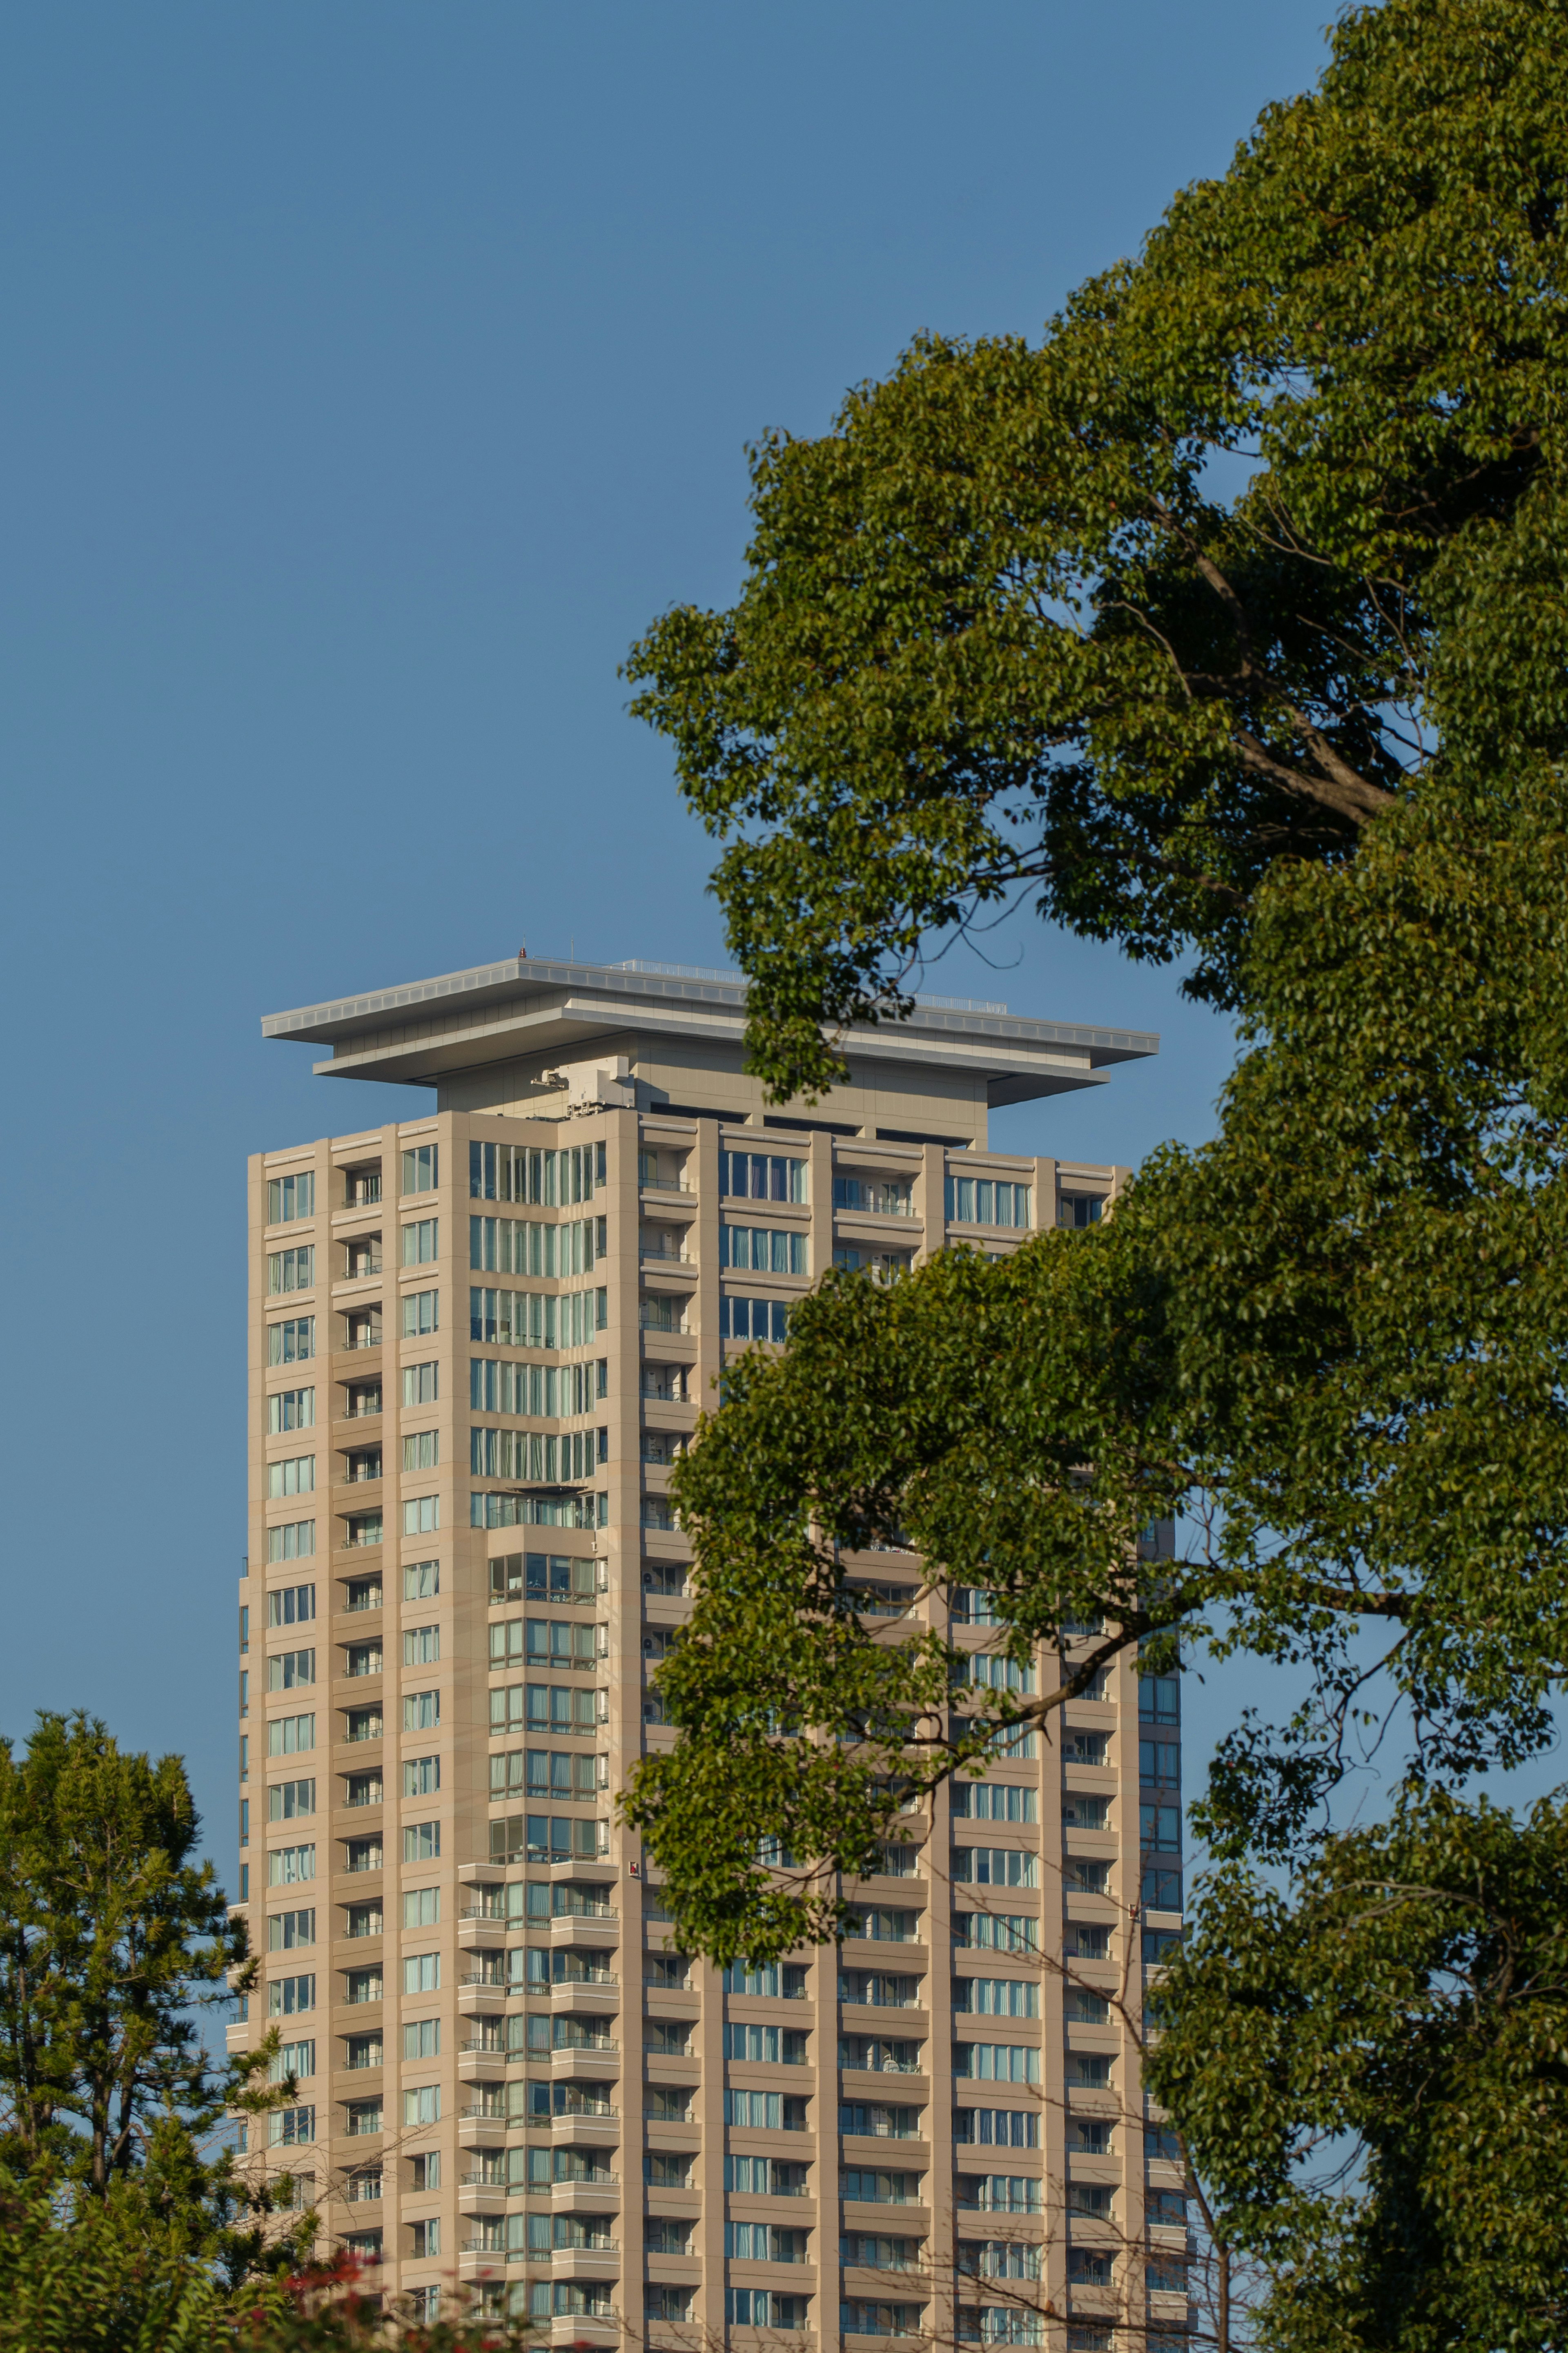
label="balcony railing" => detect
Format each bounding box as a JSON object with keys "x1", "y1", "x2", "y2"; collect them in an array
[
  {"x1": 344, "y1": 1258, "x2": 384, "y2": 1278},
  {"x1": 639, "y1": 1176, "x2": 694, "y2": 1193}
]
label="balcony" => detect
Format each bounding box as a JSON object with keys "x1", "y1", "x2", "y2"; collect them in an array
[
  {"x1": 640, "y1": 1240, "x2": 693, "y2": 1265},
  {"x1": 457, "y1": 1980, "x2": 508, "y2": 2016},
  {"x1": 344, "y1": 1256, "x2": 384, "y2": 1279},
  {"x1": 640, "y1": 1175, "x2": 694, "y2": 1194}
]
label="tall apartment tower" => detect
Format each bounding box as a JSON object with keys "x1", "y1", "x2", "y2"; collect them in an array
[{"x1": 236, "y1": 954, "x2": 1183, "y2": 2351}]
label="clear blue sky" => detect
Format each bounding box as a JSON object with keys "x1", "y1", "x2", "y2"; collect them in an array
[{"x1": 0, "y1": 1, "x2": 1346, "y2": 1860}]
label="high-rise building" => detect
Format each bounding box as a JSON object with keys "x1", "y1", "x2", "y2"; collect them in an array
[{"x1": 235, "y1": 952, "x2": 1182, "y2": 2347}]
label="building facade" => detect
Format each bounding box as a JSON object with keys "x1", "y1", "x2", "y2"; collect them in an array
[{"x1": 234, "y1": 955, "x2": 1185, "y2": 2347}]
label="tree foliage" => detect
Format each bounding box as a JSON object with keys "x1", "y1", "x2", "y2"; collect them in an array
[
  {"x1": 621, "y1": 1, "x2": 1568, "y2": 2341},
  {"x1": 626, "y1": 0, "x2": 1568, "y2": 1095}
]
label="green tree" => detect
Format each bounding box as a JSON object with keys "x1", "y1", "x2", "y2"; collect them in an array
[
  {"x1": 0, "y1": 1708, "x2": 303, "y2": 2281},
  {"x1": 620, "y1": 0, "x2": 1568, "y2": 2339}
]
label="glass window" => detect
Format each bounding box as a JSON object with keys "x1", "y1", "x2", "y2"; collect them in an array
[
  {"x1": 266, "y1": 1584, "x2": 315, "y2": 1628},
  {"x1": 266, "y1": 1521, "x2": 315, "y2": 1563},
  {"x1": 403, "y1": 1889, "x2": 440, "y2": 1929},
  {"x1": 719, "y1": 1152, "x2": 807, "y2": 1202},
  {"x1": 402, "y1": 1432, "x2": 438, "y2": 1472},
  {"x1": 266, "y1": 1713, "x2": 315, "y2": 1757},
  {"x1": 402, "y1": 1362, "x2": 438, "y2": 1406},
  {"x1": 404, "y1": 1755, "x2": 439, "y2": 1796},
  {"x1": 266, "y1": 1454, "x2": 315, "y2": 1499},
  {"x1": 267, "y1": 1388, "x2": 315, "y2": 1433},
  {"x1": 267, "y1": 1318, "x2": 315, "y2": 1365},
  {"x1": 401, "y1": 1144, "x2": 439, "y2": 1195},
  {"x1": 402, "y1": 1218, "x2": 439, "y2": 1266},
  {"x1": 267, "y1": 1247, "x2": 316, "y2": 1296},
  {"x1": 402, "y1": 1497, "x2": 439, "y2": 1536},
  {"x1": 401, "y1": 1290, "x2": 439, "y2": 1337},
  {"x1": 404, "y1": 1561, "x2": 439, "y2": 1600},
  {"x1": 944, "y1": 1177, "x2": 1032, "y2": 1229},
  {"x1": 267, "y1": 1778, "x2": 315, "y2": 1821},
  {"x1": 267, "y1": 1171, "x2": 315, "y2": 1224}
]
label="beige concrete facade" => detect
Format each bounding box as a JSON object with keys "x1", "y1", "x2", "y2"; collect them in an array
[{"x1": 236, "y1": 957, "x2": 1183, "y2": 2350}]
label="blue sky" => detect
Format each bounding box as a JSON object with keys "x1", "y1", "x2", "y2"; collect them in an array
[{"x1": 0, "y1": 0, "x2": 1349, "y2": 1858}]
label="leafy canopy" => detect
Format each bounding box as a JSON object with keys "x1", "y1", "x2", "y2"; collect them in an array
[
  {"x1": 626, "y1": 0, "x2": 1568, "y2": 1095},
  {"x1": 621, "y1": 2, "x2": 1568, "y2": 2338}
]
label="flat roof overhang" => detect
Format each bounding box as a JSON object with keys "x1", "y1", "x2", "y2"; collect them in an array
[{"x1": 262, "y1": 955, "x2": 1158, "y2": 1111}]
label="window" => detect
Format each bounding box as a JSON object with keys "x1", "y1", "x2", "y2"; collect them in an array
[
  {"x1": 958, "y1": 2176, "x2": 1042, "y2": 2213},
  {"x1": 402, "y1": 1497, "x2": 439, "y2": 1535},
  {"x1": 344, "y1": 1642, "x2": 382, "y2": 1678},
  {"x1": 842, "y1": 2169, "x2": 920, "y2": 2204},
  {"x1": 345, "y1": 1309, "x2": 381, "y2": 1349},
  {"x1": 1066, "y1": 2053, "x2": 1112, "y2": 2088},
  {"x1": 719, "y1": 1294, "x2": 790, "y2": 1341},
  {"x1": 955, "y1": 1653, "x2": 1036, "y2": 1696},
  {"x1": 268, "y1": 1318, "x2": 315, "y2": 1365},
  {"x1": 343, "y1": 1576, "x2": 382, "y2": 1615},
  {"x1": 266, "y1": 1454, "x2": 315, "y2": 1499},
  {"x1": 345, "y1": 1838, "x2": 383, "y2": 1873},
  {"x1": 401, "y1": 1290, "x2": 438, "y2": 1337},
  {"x1": 840, "y1": 2103, "x2": 920, "y2": 2139},
  {"x1": 266, "y1": 1521, "x2": 314, "y2": 1563},
  {"x1": 471, "y1": 1139, "x2": 601, "y2": 1205},
  {"x1": 470, "y1": 1215, "x2": 603, "y2": 1278},
  {"x1": 345, "y1": 1967, "x2": 383, "y2": 2005},
  {"x1": 488, "y1": 1683, "x2": 603, "y2": 1736},
  {"x1": 267, "y1": 1778, "x2": 315, "y2": 1821},
  {"x1": 266, "y1": 1649, "x2": 314, "y2": 1692},
  {"x1": 953, "y1": 1914, "x2": 1036, "y2": 1955},
  {"x1": 1065, "y1": 1729, "x2": 1109, "y2": 1766},
  {"x1": 841, "y1": 2302, "x2": 920, "y2": 2337},
  {"x1": 402, "y1": 1362, "x2": 438, "y2": 1406},
  {"x1": 266, "y1": 1584, "x2": 315, "y2": 1628},
  {"x1": 395, "y1": 1433, "x2": 437, "y2": 1480},
  {"x1": 404, "y1": 1755, "x2": 440, "y2": 1796},
  {"x1": 952, "y1": 1848, "x2": 1038, "y2": 1887},
  {"x1": 403, "y1": 1691, "x2": 439, "y2": 1731},
  {"x1": 345, "y1": 2099, "x2": 383, "y2": 2137},
  {"x1": 1141, "y1": 1801, "x2": 1181, "y2": 1852},
  {"x1": 833, "y1": 1246, "x2": 912, "y2": 1284},
  {"x1": 1058, "y1": 1192, "x2": 1105, "y2": 1228},
  {"x1": 953, "y1": 1782, "x2": 1036, "y2": 1823},
  {"x1": 344, "y1": 1164, "x2": 381, "y2": 1207},
  {"x1": 403, "y1": 1626, "x2": 440, "y2": 1666},
  {"x1": 469, "y1": 1285, "x2": 607, "y2": 1351},
  {"x1": 267, "y1": 2105, "x2": 315, "y2": 2148},
  {"x1": 403, "y1": 1889, "x2": 440, "y2": 1929},
  {"x1": 403, "y1": 1952, "x2": 440, "y2": 1994},
  {"x1": 1140, "y1": 1673, "x2": 1181, "y2": 1724},
  {"x1": 402, "y1": 2019, "x2": 441, "y2": 2060},
  {"x1": 489, "y1": 1616, "x2": 601, "y2": 1671},
  {"x1": 267, "y1": 1247, "x2": 315, "y2": 1295},
  {"x1": 489, "y1": 1552, "x2": 598, "y2": 1605},
  {"x1": 956, "y1": 2043, "x2": 1040, "y2": 2083},
  {"x1": 266, "y1": 1715, "x2": 315, "y2": 1757},
  {"x1": 944, "y1": 1176, "x2": 1032, "y2": 1229},
  {"x1": 1143, "y1": 1865, "x2": 1183, "y2": 1909},
  {"x1": 267, "y1": 1171, "x2": 315, "y2": 1224},
  {"x1": 402, "y1": 1218, "x2": 439, "y2": 1265},
  {"x1": 344, "y1": 1903, "x2": 383, "y2": 1938},
  {"x1": 268, "y1": 1388, "x2": 315, "y2": 1433},
  {"x1": 267, "y1": 1844, "x2": 315, "y2": 1887},
  {"x1": 403, "y1": 1822, "x2": 441, "y2": 1863},
  {"x1": 403, "y1": 1560, "x2": 440, "y2": 1601},
  {"x1": 723, "y1": 2023, "x2": 808, "y2": 2064},
  {"x1": 955, "y1": 1979, "x2": 1038, "y2": 2018},
  {"x1": 959, "y1": 2311, "x2": 1042, "y2": 2344},
  {"x1": 720, "y1": 1222, "x2": 808, "y2": 1274},
  {"x1": 724, "y1": 2090, "x2": 808, "y2": 2130},
  {"x1": 402, "y1": 2086, "x2": 441, "y2": 2126},
  {"x1": 472, "y1": 1425, "x2": 604, "y2": 1482},
  {"x1": 345, "y1": 1772, "x2": 382, "y2": 1807},
  {"x1": 471, "y1": 1358, "x2": 606, "y2": 1418},
  {"x1": 1062, "y1": 1793, "x2": 1111, "y2": 1829},
  {"x1": 955, "y1": 2109, "x2": 1038, "y2": 2147},
  {"x1": 267, "y1": 1909, "x2": 315, "y2": 1951},
  {"x1": 401, "y1": 1144, "x2": 439, "y2": 1195},
  {"x1": 270, "y1": 2037, "x2": 316, "y2": 2083},
  {"x1": 726, "y1": 2223, "x2": 809, "y2": 2262},
  {"x1": 268, "y1": 1973, "x2": 315, "y2": 2015},
  {"x1": 488, "y1": 1815, "x2": 606, "y2": 1867},
  {"x1": 1066, "y1": 1858, "x2": 1110, "y2": 1894},
  {"x1": 488, "y1": 1749, "x2": 600, "y2": 1800},
  {"x1": 720, "y1": 1151, "x2": 807, "y2": 1202},
  {"x1": 408, "y1": 2218, "x2": 441, "y2": 2260},
  {"x1": 833, "y1": 1175, "x2": 913, "y2": 1216}
]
